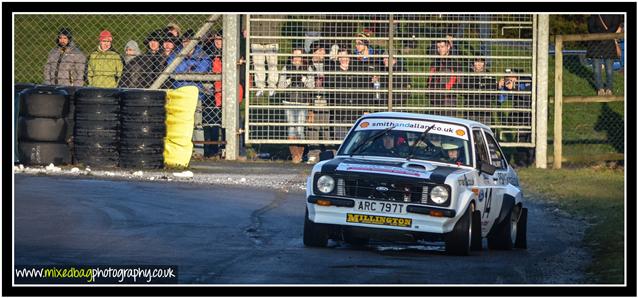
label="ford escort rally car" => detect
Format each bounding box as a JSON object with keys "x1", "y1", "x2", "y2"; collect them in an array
[{"x1": 303, "y1": 112, "x2": 527, "y2": 255}]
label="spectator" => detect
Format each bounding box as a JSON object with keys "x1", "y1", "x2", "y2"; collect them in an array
[
  {"x1": 251, "y1": 15, "x2": 282, "y2": 97},
  {"x1": 167, "y1": 29, "x2": 212, "y2": 97},
  {"x1": 497, "y1": 68, "x2": 533, "y2": 166},
  {"x1": 465, "y1": 57, "x2": 496, "y2": 124},
  {"x1": 326, "y1": 46, "x2": 360, "y2": 139},
  {"x1": 353, "y1": 32, "x2": 384, "y2": 107},
  {"x1": 162, "y1": 28, "x2": 180, "y2": 58},
  {"x1": 307, "y1": 40, "x2": 330, "y2": 141},
  {"x1": 380, "y1": 54, "x2": 411, "y2": 107},
  {"x1": 119, "y1": 30, "x2": 166, "y2": 88},
  {"x1": 87, "y1": 30, "x2": 124, "y2": 88},
  {"x1": 43, "y1": 27, "x2": 86, "y2": 86},
  {"x1": 123, "y1": 40, "x2": 141, "y2": 64},
  {"x1": 166, "y1": 22, "x2": 181, "y2": 38},
  {"x1": 428, "y1": 38, "x2": 459, "y2": 116},
  {"x1": 278, "y1": 47, "x2": 315, "y2": 163},
  {"x1": 587, "y1": 14, "x2": 623, "y2": 96}
]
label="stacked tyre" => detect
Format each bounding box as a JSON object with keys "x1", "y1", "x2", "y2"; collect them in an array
[
  {"x1": 73, "y1": 88, "x2": 121, "y2": 167},
  {"x1": 119, "y1": 90, "x2": 166, "y2": 169},
  {"x1": 17, "y1": 86, "x2": 71, "y2": 165}
]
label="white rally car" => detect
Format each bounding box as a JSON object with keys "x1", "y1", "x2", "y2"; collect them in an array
[{"x1": 304, "y1": 112, "x2": 527, "y2": 255}]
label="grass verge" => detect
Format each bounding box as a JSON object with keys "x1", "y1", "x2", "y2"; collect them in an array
[{"x1": 517, "y1": 167, "x2": 625, "y2": 284}]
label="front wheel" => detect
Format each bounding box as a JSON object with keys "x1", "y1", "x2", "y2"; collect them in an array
[
  {"x1": 514, "y1": 208, "x2": 528, "y2": 249},
  {"x1": 303, "y1": 208, "x2": 330, "y2": 247},
  {"x1": 445, "y1": 204, "x2": 475, "y2": 256},
  {"x1": 487, "y1": 206, "x2": 519, "y2": 250}
]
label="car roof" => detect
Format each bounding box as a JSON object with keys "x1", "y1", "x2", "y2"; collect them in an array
[{"x1": 360, "y1": 112, "x2": 493, "y2": 132}]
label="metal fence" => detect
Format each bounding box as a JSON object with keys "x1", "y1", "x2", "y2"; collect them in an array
[
  {"x1": 551, "y1": 29, "x2": 625, "y2": 168},
  {"x1": 14, "y1": 13, "x2": 224, "y2": 128},
  {"x1": 245, "y1": 14, "x2": 537, "y2": 146}
]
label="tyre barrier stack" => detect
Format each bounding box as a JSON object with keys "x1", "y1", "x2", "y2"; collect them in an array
[
  {"x1": 17, "y1": 86, "x2": 71, "y2": 165},
  {"x1": 73, "y1": 88, "x2": 121, "y2": 167},
  {"x1": 119, "y1": 90, "x2": 167, "y2": 169}
]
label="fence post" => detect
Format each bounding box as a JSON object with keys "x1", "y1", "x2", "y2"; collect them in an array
[
  {"x1": 535, "y1": 14, "x2": 549, "y2": 169},
  {"x1": 553, "y1": 35, "x2": 563, "y2": 169},
  {"x1": 387, "y1": 14, "x2": 394, "y2": 112},
  {"x1": 223, "y1": 15, "x2": 240, "y2": 160}
]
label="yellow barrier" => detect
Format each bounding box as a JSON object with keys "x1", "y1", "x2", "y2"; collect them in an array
[{"x1": 163, "y1": 86, "x2": 198, "y2": 168}]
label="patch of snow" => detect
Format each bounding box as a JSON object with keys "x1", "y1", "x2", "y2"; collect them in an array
[
  {"x1": 133, "y1": 171, "x2": 144, "y2": 177},
  {"x1": 173, "y1": 171, "x2": 193, "y2": 178}
]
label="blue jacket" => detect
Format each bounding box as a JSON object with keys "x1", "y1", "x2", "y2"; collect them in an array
[{"x1": 167, "y1": 45, "x2": 211, "y2": 99}]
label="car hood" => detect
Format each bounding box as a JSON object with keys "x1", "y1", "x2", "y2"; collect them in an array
[{"x1": 318, "y1": 157, "x2": 466, "y2": 184}]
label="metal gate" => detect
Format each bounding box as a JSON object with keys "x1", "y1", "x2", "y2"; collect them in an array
[{"x1": 245, "y1": 14, "x2": 537, "y2": 147}]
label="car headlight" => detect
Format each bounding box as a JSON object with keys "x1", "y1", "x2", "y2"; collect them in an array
[
  {"x1": 316, "y1": 175, "x2": 335, "y2": 194},
  {"x1": 430, "y1": 185, "x2": 449, "y2": 204}
]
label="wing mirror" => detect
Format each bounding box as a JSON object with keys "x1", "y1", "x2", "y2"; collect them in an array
[
  {"x1": 319, "y1": 150, "x2": 335, "y2": 161},
  {"x1": 478, "y1": 161, "x2": 497, "y2": 176}
]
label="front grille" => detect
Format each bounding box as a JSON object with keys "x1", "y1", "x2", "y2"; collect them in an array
[{"x1": 343, "y1": 177, "x2": 423, "y2": 203}]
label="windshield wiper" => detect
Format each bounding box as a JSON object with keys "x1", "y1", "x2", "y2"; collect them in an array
[
  {"x1": 349, "y1": 126, "x2": 396, "y2": 157},
  {"x1": 406, "y1": 124, "x2": 436, "y2": 161}
]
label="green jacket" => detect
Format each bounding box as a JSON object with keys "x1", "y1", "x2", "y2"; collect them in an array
[{"x1": 87, "y1": 47, "x2": 123, "y2": 88}]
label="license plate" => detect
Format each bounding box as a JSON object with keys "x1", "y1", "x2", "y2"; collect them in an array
[
  {"x1": 354, "y1": 200, "x2": 407, "y2": 214},
  {"x1": 346, "y1": 213, "x2": 412, "y2": 228}
]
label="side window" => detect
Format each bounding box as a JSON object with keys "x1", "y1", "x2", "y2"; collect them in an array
[
  {"x1": 472, "y1": 130, "x2": 490, "y2": 166},
  {"x1": 484, "y1": 131, "x2": 507, "y2": 169}
]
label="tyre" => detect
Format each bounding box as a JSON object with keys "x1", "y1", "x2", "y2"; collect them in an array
[
  {"x1": 74, "y1": 136, "x2": 119, "y2": 147},
  {"x1": 18, "y1": 117, "x2": 67, "y2": 142},
  {"x1": 20, "y1": 88, "x2": 69, "y2": 118},
  {"x1": 487, "y1": 207, "x2": 516, "y2": 250},
  {"x1": 15, "y1": 83, "x2": 35, "y2": 94},
  {"x1": 74, "y1": 88, "x2": 120, "y2": 101},
  {"x1": 121, "y1": 122, "x2": 166, "y2": 139},
  {"x1": 121, "y1": 106, "x2": 166, "y2": 122},
  {"x1": 74, "y1": 103, "x2": 120, "y2": 121},
  {"x1": 303, "y1": 208, "x2": 330, "y2": 247},
  {"x1": 120, "y1": 138, "x2": 164, "y2": 150},
  {"x1": 514, "y1": 208, "x2": 528, "y2": 249},
  {"x1": 342, "y1": 231, "x2": 369, "y2": 247},
  {"x1": 75, "y1": 119, "x2": 119, "y2": 131},
  {"x1": 18, "y1": 141, "x2": 70, "y2": 165},
  {"x1": 121, "y1": 89, "x2": 166, "y2": 107},
  {"x1": 445, "y1": 204, "x2": 474, "y2": 255},
  {"x1": 73, "y1": 153, "x2": 119, "y2": 167},
  {"x1": 119, "y1": 155, "x2": 164, "y2": 169},
  {"x1": 470, "y1": 210, "x2": 483, "y2": 251}
]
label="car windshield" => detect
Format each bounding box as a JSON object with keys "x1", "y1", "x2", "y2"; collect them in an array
[{"x1": 340, "y1": 120, "x2": 472, "y2": 166}]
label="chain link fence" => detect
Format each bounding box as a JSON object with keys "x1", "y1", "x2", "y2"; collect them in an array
[
  {"x1": 14, "y1": 14, "x2": 224, "y2": 128},
  {"x1": 245, "y1": 14, "x2": 536, "y2": 146},
  {"x1": 550, "y1": 14, "x2": 625, "y2": 168}
]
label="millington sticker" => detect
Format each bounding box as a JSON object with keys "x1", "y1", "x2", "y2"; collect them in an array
[{"x1": 346, "y1": 213, "x2": 412, "y2": 227}]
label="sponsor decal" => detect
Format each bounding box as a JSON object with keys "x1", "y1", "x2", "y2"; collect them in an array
[
  {"x1": 458, "y1": 174, "x2": 474, "y2": 186},
  {"x1": 354, "y1": 119, "x2": 469, "y2": 140},
  {"x1": 347, "y1": 213, "x2": 412, "y2": 227}
]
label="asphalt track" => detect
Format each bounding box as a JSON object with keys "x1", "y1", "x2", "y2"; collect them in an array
[{"x1": 14, "y1": 174, "x2": 588, "y2": 284}]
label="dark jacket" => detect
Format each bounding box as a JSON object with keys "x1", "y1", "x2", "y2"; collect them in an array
[
  {"x1": 464, "y1": 70, "x2": 497, "y2": 107},
  {"x1": 119, "y1": 52, "x2": 165, "y2": 88},
  {"x1": 587, "y1": 14, "x2": 623, "y2": 59},
  {"x1": 278, "y1": 60, "x2": 315, "y2": 104},
  {"x1": 428, "y1": 57, "x2": 458, "y2": 91},
  {"x1": 167, "y1": 45, "x2": 211, "y2": 99}
]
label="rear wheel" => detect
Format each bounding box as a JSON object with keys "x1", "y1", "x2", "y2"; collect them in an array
[
  {"x1": 445, "y1": 204, "x2": 474, "y2": 255},
  {"x1": 303, "y1": 208, "x2": 330, "y2": 248}
]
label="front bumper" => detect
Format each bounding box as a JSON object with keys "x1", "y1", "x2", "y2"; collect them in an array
[{"x1": 307, "y1": 195, "x2": 458, "y2": 234}]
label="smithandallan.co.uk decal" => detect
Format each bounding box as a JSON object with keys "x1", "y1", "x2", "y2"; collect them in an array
[{"x1": 355, "y1": 119, "x2": 469, "y2": 141}]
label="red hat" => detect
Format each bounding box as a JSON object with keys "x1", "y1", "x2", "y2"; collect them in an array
[{"x1": 99, "y1": 30, "x2": 113, "y2": 41}]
